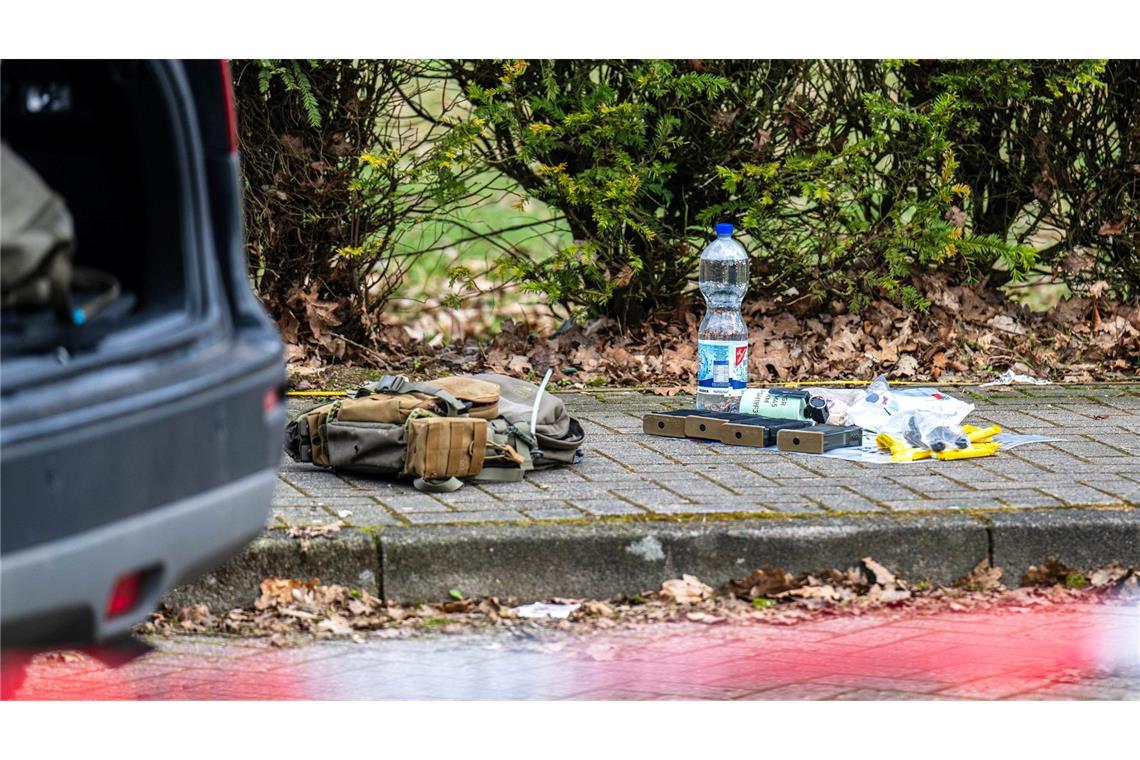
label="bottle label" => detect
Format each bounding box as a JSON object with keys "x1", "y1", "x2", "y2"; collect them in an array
[{"x1": 697, "y1": 340, "x2": 748, "y2": 396}]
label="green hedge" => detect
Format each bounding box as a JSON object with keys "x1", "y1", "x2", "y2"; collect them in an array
[
  {"x1": 233, "y1": 60, "x2": 479, "y2": 358},
  {"x1": 235, "y1": 60, "x2": 1139, "y2": 334},
  {"x1": 432, "y1": 59, "x2": 1137, "y2": 318}
]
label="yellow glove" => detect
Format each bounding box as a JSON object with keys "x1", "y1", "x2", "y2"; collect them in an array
[
  {"x1": 962, "y1": 424, "x2": 1001, "y2": 443},
  {"x1": 934, "y1": 442, "x2": 1001, "y2": 460},
  {"x1": 876, "y1": 432, "x2": 932, "y2": 462}
]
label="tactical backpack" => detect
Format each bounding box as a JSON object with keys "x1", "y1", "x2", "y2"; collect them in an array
[{"x1": 284, "y1": 373, "x2": 586, "y2": 492}]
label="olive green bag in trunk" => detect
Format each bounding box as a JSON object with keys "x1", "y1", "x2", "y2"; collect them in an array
[
  {"x1": 1, "y1": 141, "x2": 121, "y2": 330},
  {"x1": 284, "y1": 373, "x2": 585, "y2": 493}
]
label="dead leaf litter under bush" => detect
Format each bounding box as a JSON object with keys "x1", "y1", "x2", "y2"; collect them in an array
[{"x1": 285, "y1": 274, "x2": 1140, "y2": 387}]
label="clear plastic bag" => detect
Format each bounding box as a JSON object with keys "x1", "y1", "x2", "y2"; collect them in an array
[
  {"x1": 802, "y1": 387, "x2": 868, "y2": 425},
  {"x1": 845, "y1": 374, "x2": 973, "y2": 432},
  {"x1": 880, "y1": 410, "x2": 970, "y2": 452}
]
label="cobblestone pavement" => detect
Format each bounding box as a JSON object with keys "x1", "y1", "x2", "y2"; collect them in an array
[
  {"x1": 275, "y1": 384, "x2": 1140, "y2": 529},
  {"x1": 4, "y1": 597, "x2": 1136, "y2": 700}
]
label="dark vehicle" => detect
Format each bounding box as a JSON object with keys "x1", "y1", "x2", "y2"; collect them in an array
[{"x1": 0, "y1": 60, "x2": 285, "y2": 645}]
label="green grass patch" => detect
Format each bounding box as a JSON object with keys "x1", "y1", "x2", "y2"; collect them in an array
[
  {"x1": 1065, "y1": 572, "x2": 1088, "y2": 589},
  {"x1": 393, "y1": 173, "x2": 571, "y2": 304}
]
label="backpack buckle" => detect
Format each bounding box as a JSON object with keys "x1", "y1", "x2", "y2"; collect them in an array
[
  {"x1": 380, "y1": 375, "x2": 409, "y2": 392},
  {"x1": 355, "y1": 374, "x2": 409, "y2": 397}
]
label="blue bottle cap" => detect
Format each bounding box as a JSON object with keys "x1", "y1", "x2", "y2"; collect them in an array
[
  {"x1": 72, "y1": 308, "x2": 86, "y2": 325},
  {"x1": 715, "y1": 222, "x2": 734, "y2": 236}
]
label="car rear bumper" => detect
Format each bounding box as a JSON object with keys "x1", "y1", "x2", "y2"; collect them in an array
[{"x1": 1, "y1": 467, "x2": 276, "y2": 644}]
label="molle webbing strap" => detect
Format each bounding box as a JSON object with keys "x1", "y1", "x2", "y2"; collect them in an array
[
  {"x1": 354, "y1": 375, "x2": 465, "y2": 416},
  {"x1": 399, "y1": 382, "x2": 466, "y2": 416},
  {"x1": 472, "y1": 466, "x2": 525, "y2": 483}
]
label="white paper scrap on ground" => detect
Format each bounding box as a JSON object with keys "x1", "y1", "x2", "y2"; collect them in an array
[
  {"x1": 979, "y1": 369, "x2": 1053, "y2": 386},
  {"x1": 512, "y1": 602, "x2": 581, "y2": 619}
]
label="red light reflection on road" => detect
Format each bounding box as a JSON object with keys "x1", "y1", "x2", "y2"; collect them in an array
[{"x1": 3, "y1": 600, "x2": 1136, "y2": 700}]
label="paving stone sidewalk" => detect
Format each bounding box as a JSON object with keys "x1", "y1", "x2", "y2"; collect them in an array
[
  {"x1": 167, "y1": 383, "x2": 1139, "y2": 609},
  {"x1": 276, "y1": 383, "x2": 1140, "y2": 528}
]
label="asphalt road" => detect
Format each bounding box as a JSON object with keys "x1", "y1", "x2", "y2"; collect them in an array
[{"x1": 4, "y1": 595, "x2": 1137, "y2": 700}]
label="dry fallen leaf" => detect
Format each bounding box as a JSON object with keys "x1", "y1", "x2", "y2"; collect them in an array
[
  {"x1": 1022, "y1": 557, "x2": 1079, "y2": 587},
  {"x1": 732, "y1": 566, "x2": 795, "y2": 598},
  {"x1": 987, "y1": 314, "x2": 1027, "y2": 336},
  {"x1": 318, "y1": 615, "x2": 354, "y2": 635},
  {"x1": 1089, "y1": 564, "x2": 1132, "y2": 588},
  {"x1": 582, "y1": 601, "x2": 615, "y2": 616},
  {"x1": 777, "y1": 584, "x2": 842, "y2": 602},
  {"x1": 660, "y1": 574, "x2": 714, "y2": 605},
  {"x1": 861, "y1": 557, "x2": 896, "y2": 587},
  {"x1": 956, "y1": 559, "x2": 1004, "y2": 591},
  {"x1": 1097, "y1": 218, "x2": 1127, "y2": 236},
  {"x1": 286, "y1": 523, "x2": 343, "y2": 554},
  {"x1": 686, "y1": 611, "x2": 727, "y2": 624},
  {"x1": 257, "y1": 578, "x2": 313, "y2": 610},
  {"x1": 868, "y1": 586, "x2": 912, "y2": 603},
  {"x1": 894, "y1": 354, "x2": 919, "y2": 378}
]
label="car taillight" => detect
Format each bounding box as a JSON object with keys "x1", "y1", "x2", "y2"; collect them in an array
[
  {"x1": 106, "y1": 572, "x2": 143, "y2": 618},
  {"x1": 219, "y1": 59, "x2": 238, "y2": 153},
  {"x1": 263, "y1": 386, "x2": 284, "y2": 416}
]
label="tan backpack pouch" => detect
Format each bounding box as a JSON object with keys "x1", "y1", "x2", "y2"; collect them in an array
[
  {"x1": 404, "y1": 417, "x2": 487, "y2": 479},
  {"x1": 304, "y1": 410, "x2": 331, "y2": 467},
  {"x1": 336, "y1": 394, "x2": 434, "y2": 424},
  {"x1": 431, "y1": 376, "x2": 501, "y2": 419}
]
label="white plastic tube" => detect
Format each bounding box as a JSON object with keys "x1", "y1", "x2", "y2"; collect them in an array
[{"x1": 531, "y1": 368, "x2": 553, "y2": 434}]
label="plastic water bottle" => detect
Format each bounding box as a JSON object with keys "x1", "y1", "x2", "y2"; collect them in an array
[{"x1": 696, "y1": 223, "x2": 749, "y2": 411}]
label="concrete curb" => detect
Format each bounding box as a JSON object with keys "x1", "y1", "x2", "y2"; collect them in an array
[
  {"x1": 164, "y1": 529, "x2": 380, "y2": 612},
  {"x1": 380, "y1": 513, "x2": 989, "y2": 601},
  {"x1": 988, "y1": 508, "x2": 1140, "y2": 584},
  {"x1": 164, "y1": 507, "x2": 1139, "y2": 610}
]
